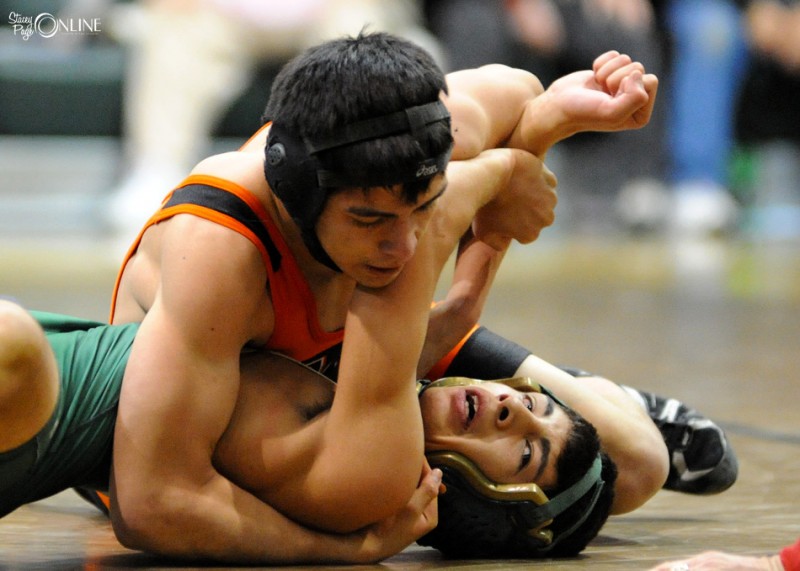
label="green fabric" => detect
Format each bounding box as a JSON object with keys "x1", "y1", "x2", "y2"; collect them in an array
[{"x1": 0, "y1": 312, "x2": 138, "y2": 517}]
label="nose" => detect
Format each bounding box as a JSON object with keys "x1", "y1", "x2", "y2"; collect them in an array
[
  {"x1": 495, "y1": 394, "x2": 542, "y2": 434},
  {"x1": 379, "y1": 218, "x2": 419, "y2": 261}
]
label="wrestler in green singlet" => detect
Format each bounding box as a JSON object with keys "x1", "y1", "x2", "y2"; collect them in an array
[{"x1": 0, "y1": 313, "x2": 138, "y2": 517}]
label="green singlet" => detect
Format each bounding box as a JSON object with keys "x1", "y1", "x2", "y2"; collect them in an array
[{"x1": 0, "y1": 312, "x2": 139, "y2": 517}]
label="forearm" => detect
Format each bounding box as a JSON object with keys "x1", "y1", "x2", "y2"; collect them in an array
[
  {"x1": 506, "y1": 90, "x2": 571, "y2": 158},
  {"x1": 450, "y1": 232, "x2": 509, "y2": 323},
  {"x1": 315, "y1": 233, "x2": 444, "y2": 528},
  {"x1": 507, "y1": 52, "x2": 660, "y2": 157},
  {"x1": 418, "y1": 234, "x2": 508, "y2": 376},
  {"x1": 111, "y1": 474, "x2": 381, "y2": 565}
]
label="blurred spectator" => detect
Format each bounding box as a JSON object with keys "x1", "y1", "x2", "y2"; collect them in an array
[
  {"x1": 656, "y1": 0, "x2": 749, "y2": 237},
  {"x1": 734, "y1": 0, "x2": 800, "y2": 241},
  {"x1": 426, "y1": 0, "x2": 669, "y2": 235},
  {"x1": 106, "y1": 0, "x2": 442, "y2": 239}
]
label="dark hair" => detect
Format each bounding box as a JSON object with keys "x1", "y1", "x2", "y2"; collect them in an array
[
  {"x1": 262, "y1": 30, "x2": 453, "y2": 204},
  {"x1": 418, "y1": 408, "x2": 617, "y2": 558},
  {"x1": 543, "y1": 409, "x2": 617, "y2": 557}
]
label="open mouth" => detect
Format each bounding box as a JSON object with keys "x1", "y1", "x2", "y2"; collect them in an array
[{"x1": 464, "y1": 390, "x2": 478, "y2": 428}]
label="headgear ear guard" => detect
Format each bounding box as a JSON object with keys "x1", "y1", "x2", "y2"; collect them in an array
[
  {"x1": 264, "y1": 100, "x2": 452, "y2": 272},
  {"x1": 417, "y1": 376, "x2": 606, "y2": 557}
]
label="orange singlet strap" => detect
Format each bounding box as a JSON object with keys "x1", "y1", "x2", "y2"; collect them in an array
[{"x1": 425, "y1": 323, "x2": 481, "y2": 380}]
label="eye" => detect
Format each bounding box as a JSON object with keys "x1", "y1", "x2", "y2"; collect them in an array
[
  {"x1": 416, "y1": 197, "x2": 438, "y2": 213},
  {"x1": 351, "y1": 216, "x2": 382, "y2": 228},
  {"x1": 524, "y1": 394, "x2": 534, "y2": 412},
  {"x1": 520, "y1": 439, "x2": 532, "y2": 471}
]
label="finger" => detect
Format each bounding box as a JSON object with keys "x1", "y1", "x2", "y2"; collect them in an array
[
  {"x1": 592, "y1": 50, "x2": 621, "y2": 74},
  {"x1": 412, "y1": 468, "x2": 442, "y2": 506},
  {"x1": 638, "y1": 75, "x2": 659, "y2": 121},
  {"x1": 630, "y1": 73, "x2": 659, "y2": 127},
  {"x1": 605, "y1": 61, "x2": 647, "y2": 95},
  {"x1": 543, "y1": 164, "x2": 558, "y2": 189},
  {"x1": 594, "y1": 53, "x2": 633, "y2": 89},
  {"x1": 475, "y1": 230, "x2": 514, "y2": 251},
  {"x1": 642, "y1": 73, "x2": 659, "y2": 99},
  {"x1": 413, "y1": 496, "x2": 439, "y2": 538},
  {"x1": 419, "y1": 470, "x2": 441, "y2": 513},
  {"x1": 407, "y1": 469, "x2": 441, "y2": 533},
  {"x1": 601, "y1": 72, "x2": 650, "y2": 129}
]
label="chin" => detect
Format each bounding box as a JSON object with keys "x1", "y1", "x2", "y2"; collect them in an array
[{"x1": 356, "y1": 271, "x2": 399, "y2": 289}]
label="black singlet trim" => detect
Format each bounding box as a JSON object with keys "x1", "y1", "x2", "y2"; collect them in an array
[{"x1": 164, "y1": 184, "x2": 282, "y2": 271}]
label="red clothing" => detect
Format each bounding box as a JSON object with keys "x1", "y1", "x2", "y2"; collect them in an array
[
  {"x1": 781, "y1": 538, "x2": 800, "y2": 571},
  {"x1": 110, "y1": 174, "x2": 344, "y2": 378}
]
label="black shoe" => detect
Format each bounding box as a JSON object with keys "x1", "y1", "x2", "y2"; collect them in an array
[{"x1": 621, "y1": 386, "x2": 738, "y2": 495}]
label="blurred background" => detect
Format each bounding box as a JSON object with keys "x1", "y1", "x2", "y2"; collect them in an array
[
  {"x1": 2, "y1": 0, "x2": 799, "y2": 244},
  {"x1": 1, "y1": 2, "x2": 799, "y2": 567}
]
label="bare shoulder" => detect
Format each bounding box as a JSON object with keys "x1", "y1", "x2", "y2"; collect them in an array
[
  {"x1": 190, "y1": 147, "x2": 269, "y2": 195},
  {"x1": 152, "y1": 214, "x2": 273, "y2": 345}
]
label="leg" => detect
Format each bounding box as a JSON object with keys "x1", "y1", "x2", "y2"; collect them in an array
[
  {"x1": 108, "y1": 2, "x2": 257, "y2": 236},
  {"x1": 665, "y1": 0, "x2": 749, "y2": 234},
  {"x1": 0, "y1": 300, "x2": 59, "y2": 452}
]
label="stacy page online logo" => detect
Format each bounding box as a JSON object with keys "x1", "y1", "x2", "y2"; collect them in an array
[{"x1": 8, "y1": 11, "x2": 101, "y2": 40}]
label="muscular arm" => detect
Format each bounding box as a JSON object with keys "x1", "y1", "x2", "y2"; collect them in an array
[
  {"x1": 264, "y1": 149, "x2": 539, "y2": 533},
  {"x1": 445, "y1": 64, "x2": 545, "y2": 160},
  {"x1": 417, "y1": 148, "x2": 558, "y2": 375},
  {"x1": 424, "y1": 51, "x2": 658, "y2": 378},
  {"x1": 418, "y1": 233, "x2": 507, "y2": 378},
  {"x1": 109, "y1": 219, "x2": 391, "y2": 564},
  {"x1": 445, "y1": 51, "x2": 658, "y2": 160}
]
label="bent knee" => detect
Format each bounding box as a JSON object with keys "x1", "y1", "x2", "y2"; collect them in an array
[
  {"x1": 0, "y1": 302, "x2": 45, "y2": 389},
  {"x1": 0, "y1": 301, "x2": 59, "y2": 451}
]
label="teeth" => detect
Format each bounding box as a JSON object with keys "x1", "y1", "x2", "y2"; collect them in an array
[{"x1": 467, "y1": 394, "x2": 476, "y2": 421}]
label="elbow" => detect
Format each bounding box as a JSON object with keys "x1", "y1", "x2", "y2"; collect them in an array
[
  {"x1": 111, "y1": 487, "x2": 193, "y2": 556},
  {"x1": 111, "y1": 489, "x2": 166, "y2": 552},
  {"x1": 112, "y1": 505, "x2": 153, "y2": 552},
  {"x1": 478, "y1": 63, "x2": 544, "y2": 97},
  {"x1": 314, "y1": 453, "x2": 423, "y2": 534},
  {"x1": 335, "y1": 475, "x2": 419, "y2": 534},
  {"x1": 610, "y1": 439, "x2": 669, "y2": 514}
]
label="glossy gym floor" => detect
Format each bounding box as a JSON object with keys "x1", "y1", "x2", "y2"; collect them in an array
[{"x1": 1, "y1": 138, "x2": 799, "y2": 570}]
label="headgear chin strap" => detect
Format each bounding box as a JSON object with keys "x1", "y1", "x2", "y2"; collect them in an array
[
  {"x1": 418, "y1": 376, "x2": 605, "y2": 552},
  {"x1": 426, "y1": 451, "x2": 604, "y2": 550},
  {"x1": 264, "y1": 100, "x2": 452, "y2": 272}
]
